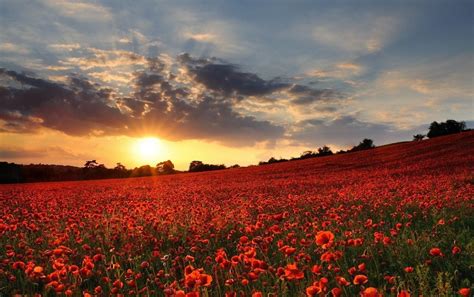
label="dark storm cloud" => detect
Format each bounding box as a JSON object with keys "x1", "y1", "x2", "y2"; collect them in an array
[
  {"x1": 163, "y1": 97, "x2": 284, "y2": 146},
  {"x1": 178, "y1": 53, "x2": 344, "y2": 112},
  {"x1": 0, "y1": 52, "x2": 349, "y2": 146},
  {"x1": 128, "y1": 59, "x2": 285, "y2": 145},
  {"x1": 0, "y1": 64, "x2": 285, "y2": 146},
  {"x1": 135, "y1": 73, "x2": 165, "y2": 88},
  {"x1": 0, "y1": 68, "x2": 128, "y2": 136},
  {"x1": 178, "y1": 53, "x2": 289, "y2": 97},
  {"x1": 288, "y1": 84, "x2": 343, "y2": 105}
]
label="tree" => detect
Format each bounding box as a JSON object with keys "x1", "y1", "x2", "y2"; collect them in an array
[
  {"x1": 350, "y1": 139, "x2": 375, "y2": 152},
  {"x1": 189, "y1": 161, "x2": 226, "y2": 172},
  {"x1": 114, "y1": 163, "x2": 126, "y2": 171},
  {"x1": 317, "y1": 145, "x2": 333, "y2": 156},
  {"x1": 413, "y1": 134, "x2": 425, "y2": 141},
  {"x1": 300, "y1": 151, "x2": 315, "y2": 159},
  {"x1": 156, "y1": 160, "x2": 175, "y2": 174},
  {"x1": 84, "y1": 160, "x2": 99, "y2": 169},
  {"x1": 427, "y1": 120, "x2": 466, "y2": 138},
  {"x1": 131, "y1": 165, "x2": 154, "y2": 177},
  {"x1": 189, "y1": 160, "x2": 203, "y2": 172},
  {"x1": 113, "y1": 163, "x2": 128, "y2": 178}
]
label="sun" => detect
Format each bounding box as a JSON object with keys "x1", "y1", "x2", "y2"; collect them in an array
[{"x1": 134, "y1": 137, "x2": 163, "y2": 164}]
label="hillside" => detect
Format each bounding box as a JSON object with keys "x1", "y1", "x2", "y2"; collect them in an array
[{"x1": 0, "y1": 131, "x2": 473, "y2": 296}]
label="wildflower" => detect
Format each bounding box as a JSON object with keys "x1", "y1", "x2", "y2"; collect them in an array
[
  {"x1": 397, "y1": 290, "x2": 410, "y2": 297},
  {"x1": 113, "y1": 279, "x2": 123, "y2": 289},
  {"x1": 331, "y1": 287, "x2": 342, "y2": 297},
  {"x1": 284, "y1": 263, "x2": 304, "y2": 280},
  {"x1": 306, "y1": 285, "x2": 320, "y2": 296},
  {"x1": 239, "y1": 236, "x2": 249, "y2": 244},
  {"x1": 316, "y1": 231, "x2": 335, "y2": 249},
  {"x1": 452, "y1": 246, "x2": 461, "y2": 255},
  {"x1": 12, "y1": 261, "x2": 25, "y2": 270},
  {"x1": 306, "y1": 278, "x2": 328, "y2": 296},
  {"x1": 284, "y1": 246, "x2": 296, "y2": 256},
  {"x1": 429, "y1": 247, "x2": 443, "y2": 257},
  {"x1": 353, "y1": 274, "x2": 368, "y2": 285},
  {"x1": 362, "y1": 287, "x2": 381, "y2": 297},
  {"x1": 185, "y1": 269, "x2": 212, "y2": 289},
  {"x1": 94, "y1": 286, "x2": 102, "y2": 294},
  {"x1": 311, "y1": 264, "x2": 322, "y2": 274},
  {"x1": 348, "y1": 266, "x2": 357, "y2": 275},
  {"x1": 336, "y1": 276, "x2": 350, "y2": 286},
  {"x1": 140, "y1": 261, "x2": 150, "y2": 269}
]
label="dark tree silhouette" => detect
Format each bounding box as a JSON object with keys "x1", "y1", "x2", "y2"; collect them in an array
[
  {"x1": 189, "y1": 160, "x2": 226, "y2": 172},
  {"x1": 114, "y1": 163, "x2": 126, "y2": 171},
  {"x1": 259, "y1": 157, "x2": 288, "y2": 165},
  {"x1": 427, "y1": 120, "x2": 466, "y2": 138},
  {"x1": 131, "y1": 165, "x2": 154, "y2": 177},
  {"x1": 84, "y1": 160, "x2": 99, "y2": 168},
  {"x1": 300, "y1": 151, "x2": 315, "y2": 159},
  {"x1": 113, "y1": 163, "x2": 128, "y2": 178},
  {"x1": 189, "y1": 160, "x2": 203, "y2": 172},
  {"x1": 156, "y1": 160, "x2": 175, "y2": 174},
  {"x1": 317, "y1": 145, "x2": 333, "y2": 156},
  {"x1": 267, "y1": 157, "x2": 278, "y2": 163},
  {"x1": 413, "y1": 134, "x2": 425, "y2": 141},
  {"x1": 350, "y1": 139, "x2": 375, "y2": 152}
]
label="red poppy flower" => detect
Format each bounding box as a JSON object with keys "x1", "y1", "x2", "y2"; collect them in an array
[{"x1": 315, "y1": 231, "x2": 335, "y2": 249}]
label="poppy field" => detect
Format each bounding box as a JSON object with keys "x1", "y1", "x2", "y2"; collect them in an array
[{"x1": 0, "y1": 132, "x2": 473, "y2": 297}]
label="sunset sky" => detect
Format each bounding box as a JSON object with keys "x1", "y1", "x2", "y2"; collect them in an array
[{"x1": 1, "y1": 0, "x2": 473, "y2": 170}]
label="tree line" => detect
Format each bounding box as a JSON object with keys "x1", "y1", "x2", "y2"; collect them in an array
[
  {"x1": 0, "y1": 119, "x2": 469, "y2": 183},
  {"x1": 260, "y1": 119, "x2": 468, "y2": 165},
  {"x1": 0, "y1": 159, "x2": 233, "y2": 183},
  {"x1": 258, "y1": 138, "x2": 375, "y2": 165}
]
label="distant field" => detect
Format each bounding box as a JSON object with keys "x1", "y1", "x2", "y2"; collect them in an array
[{"x1": 1, "y1": 132, "x2": 473, "y2": 296}]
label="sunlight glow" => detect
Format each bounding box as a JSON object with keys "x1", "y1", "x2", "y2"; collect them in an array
[{"x1": 133, "y1": 137, "x2": 163, "y2": 164}]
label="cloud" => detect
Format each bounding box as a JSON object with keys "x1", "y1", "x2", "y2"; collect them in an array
[
  {"x1": 0, "y1": 146, "x2": 86, "y2": 160},
  {"x1": 128, "y1": 58, "x2": 286, "y2": 145},
  {"x1": 290, "y1": 115, "x2": 414, "y2": 147},
  {"x1": 0, "y1": 48, "x2": 352, "y2": 146},
  {"x1": 312, "y1": 15, "x2": 400, "y2": 54},
  {"x1": 0, "y1": 68, "x2": 130, "y2": 136},
  {"x1": 287, "y1": 84, "x2": 343, "y2": 105},
  {"x1": 337, "y1": 62, "x2": 362, "y2": 71},
  {"x1": 184, "y1": 32, "x2": 217, "y2": 43},
  {"x1": 49, "y1": 43, "x2": 81, "y2": 51},
  {"x1": 307, "y1": 61, "x2": 365, "y2": 79},
  {"x1": 0, "y1": 42, "x2": 29, "y2": 55},
  {"x1": 175, "y1": 53, "x2": 346, "y2": 126},
  {"x1": 0, "y1": 61, "x2": 285, "y2": 146},
  {"x1": 43, "y1": 0, "x2": 112, "y2": 21},
  {"x1": 178, "y1": 53, "x2": 289, "y2": 97},
  {"x1": 59, "y1": 48, "x2": 147, "y2": 70},
  {"x1": 88, "y1": 71, "x2": 133, "y2": 84},
  {"x1": 168, "y1": 9, "x2": 250, "y2": 56}
]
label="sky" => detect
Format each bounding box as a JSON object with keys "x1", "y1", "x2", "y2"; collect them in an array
[{"x1": 0, "y1": 0, "x2": 473, "y2": 170}]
